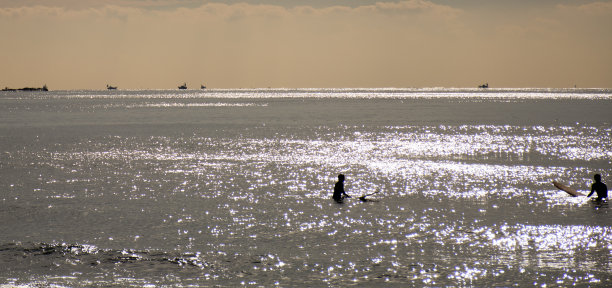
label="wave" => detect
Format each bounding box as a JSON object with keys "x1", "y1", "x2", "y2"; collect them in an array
[{"x1": 0, "y1": 242, "x2": 209, "y2": 270}]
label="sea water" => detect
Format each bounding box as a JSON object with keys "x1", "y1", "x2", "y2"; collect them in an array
[{"x1": 0, "y1": 88, "x2": 610, "y2": 287}]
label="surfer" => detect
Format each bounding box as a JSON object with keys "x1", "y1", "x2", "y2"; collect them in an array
[
  {"x1": 587, "y1": 174, "x2": 608, "y2": 202},
  {"x1": 333, "y1": 174, "x2": 351, "y2": 203}
]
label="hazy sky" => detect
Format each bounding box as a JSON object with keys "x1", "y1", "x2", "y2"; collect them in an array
[{"x1": 1, "y1": 0, "x2": 611, "y2": 89}]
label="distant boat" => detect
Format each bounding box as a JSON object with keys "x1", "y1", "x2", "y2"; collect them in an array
[
  {"x1": 2, "y1": 84, "x2": 48, "y2": 92},
  {"x1": 201, "y1": 84, "x2": 206, "y2": 89},
  {"x1": 178, "y1": 83, "x2": 187, "y2": 89},
  {"x1": 106, "y1": 84, "x2": 117, "y2": 90},
  {"x1": 478, "y1": 83, "x2": 489, "y2": 88}
]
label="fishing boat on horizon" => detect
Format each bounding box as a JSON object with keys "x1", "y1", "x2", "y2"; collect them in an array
[
  {"x1": 201, "y1": 84, "x2": 206, "y2": 89},
  {"x1": 178, "y1": 83, "x2": 187, "y2": 89},
  {"x1": 106, "y1": 84, "x2": 117, "y2": 90},
  {"x1": 478, "y1": 83, "x2": 489, "y2": 88}
]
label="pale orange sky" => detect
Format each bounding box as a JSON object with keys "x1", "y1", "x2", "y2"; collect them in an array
[{"x1": 1, "y1": 0, "x2": 611, "y2": 89}]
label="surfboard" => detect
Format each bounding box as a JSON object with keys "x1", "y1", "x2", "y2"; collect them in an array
[
  {"x1": 358, "y1": 190, "x2": 380, "y2": 202},
  {"x1": 552, "y1": 181, "x2": 584, "y2": 197}
]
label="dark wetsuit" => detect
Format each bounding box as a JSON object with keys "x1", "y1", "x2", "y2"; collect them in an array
[
  {"x1": 588, "y1": 182, "x2": 608, "y2": 201},
  {"x1": 333, "y1": 181, "x2": 347, "y2": 202}
]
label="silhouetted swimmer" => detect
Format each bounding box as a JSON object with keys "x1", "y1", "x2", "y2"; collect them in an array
[
  {"x1": 587, "y1": 174, "x2": 608, "y2": 202},
  {"x1": 333, "y1": 174, "x2": 351, "y2": 203}
]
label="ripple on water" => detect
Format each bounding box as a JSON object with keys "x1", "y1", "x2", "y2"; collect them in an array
[{"x1": 2, "y1": 97, "x2": 611, "y2": 286}]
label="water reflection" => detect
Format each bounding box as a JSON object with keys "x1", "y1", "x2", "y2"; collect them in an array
[
  {"x1": 37, "y1": 124, "x2": 609, "y2": 203},
  {"x1": 1, "y1": 91, "x2": 611, "y2": 287}
]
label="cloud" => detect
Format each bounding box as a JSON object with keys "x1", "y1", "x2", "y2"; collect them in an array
[
  {"x1": 0, "y1": 4, "x2": 141, "y2": 20},
  {"x1": 0, "y1": 0, "x2": 462, "y2": 19},
  {"x1": 0, "y1": 0, "x2": 202, "y2": 9},
  {"x1": 557, "y1": 1, "x2": 612, "y2": 14},
  {"x1": 492, "y1": 1, "x2": 612, "y2": 39},
  {"x1": 359, "y1": 0, "x2": 461, "y2": 18}
]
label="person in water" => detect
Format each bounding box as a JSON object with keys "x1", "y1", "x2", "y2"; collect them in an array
[
  {"x1": 587, "y1": 174, "x2": 608, "y2": 202},
  {"x1": 333, "y1": 174, "x2": 351, "y2": 202}
]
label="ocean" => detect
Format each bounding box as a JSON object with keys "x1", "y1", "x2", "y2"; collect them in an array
[{"x1": 0, "y1": 88, "x2": 611, "y2": 287}]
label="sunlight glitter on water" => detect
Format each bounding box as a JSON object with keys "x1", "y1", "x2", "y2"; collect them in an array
[
  {"x1": 124, "y1": 102, "x2": 267, "y2": 108},
  {"x1": 490, "y1": 224, "x2": 612, "y2": 253},
  {"x1": 2, "y1": 90, "x2": 610, "y2": 287},
  {"x1": 40, "y1": 123, "x2": 609, "y2": 202},
  {"x1": 5, "y1": 87, "x2": 612, "y2": 100}
]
